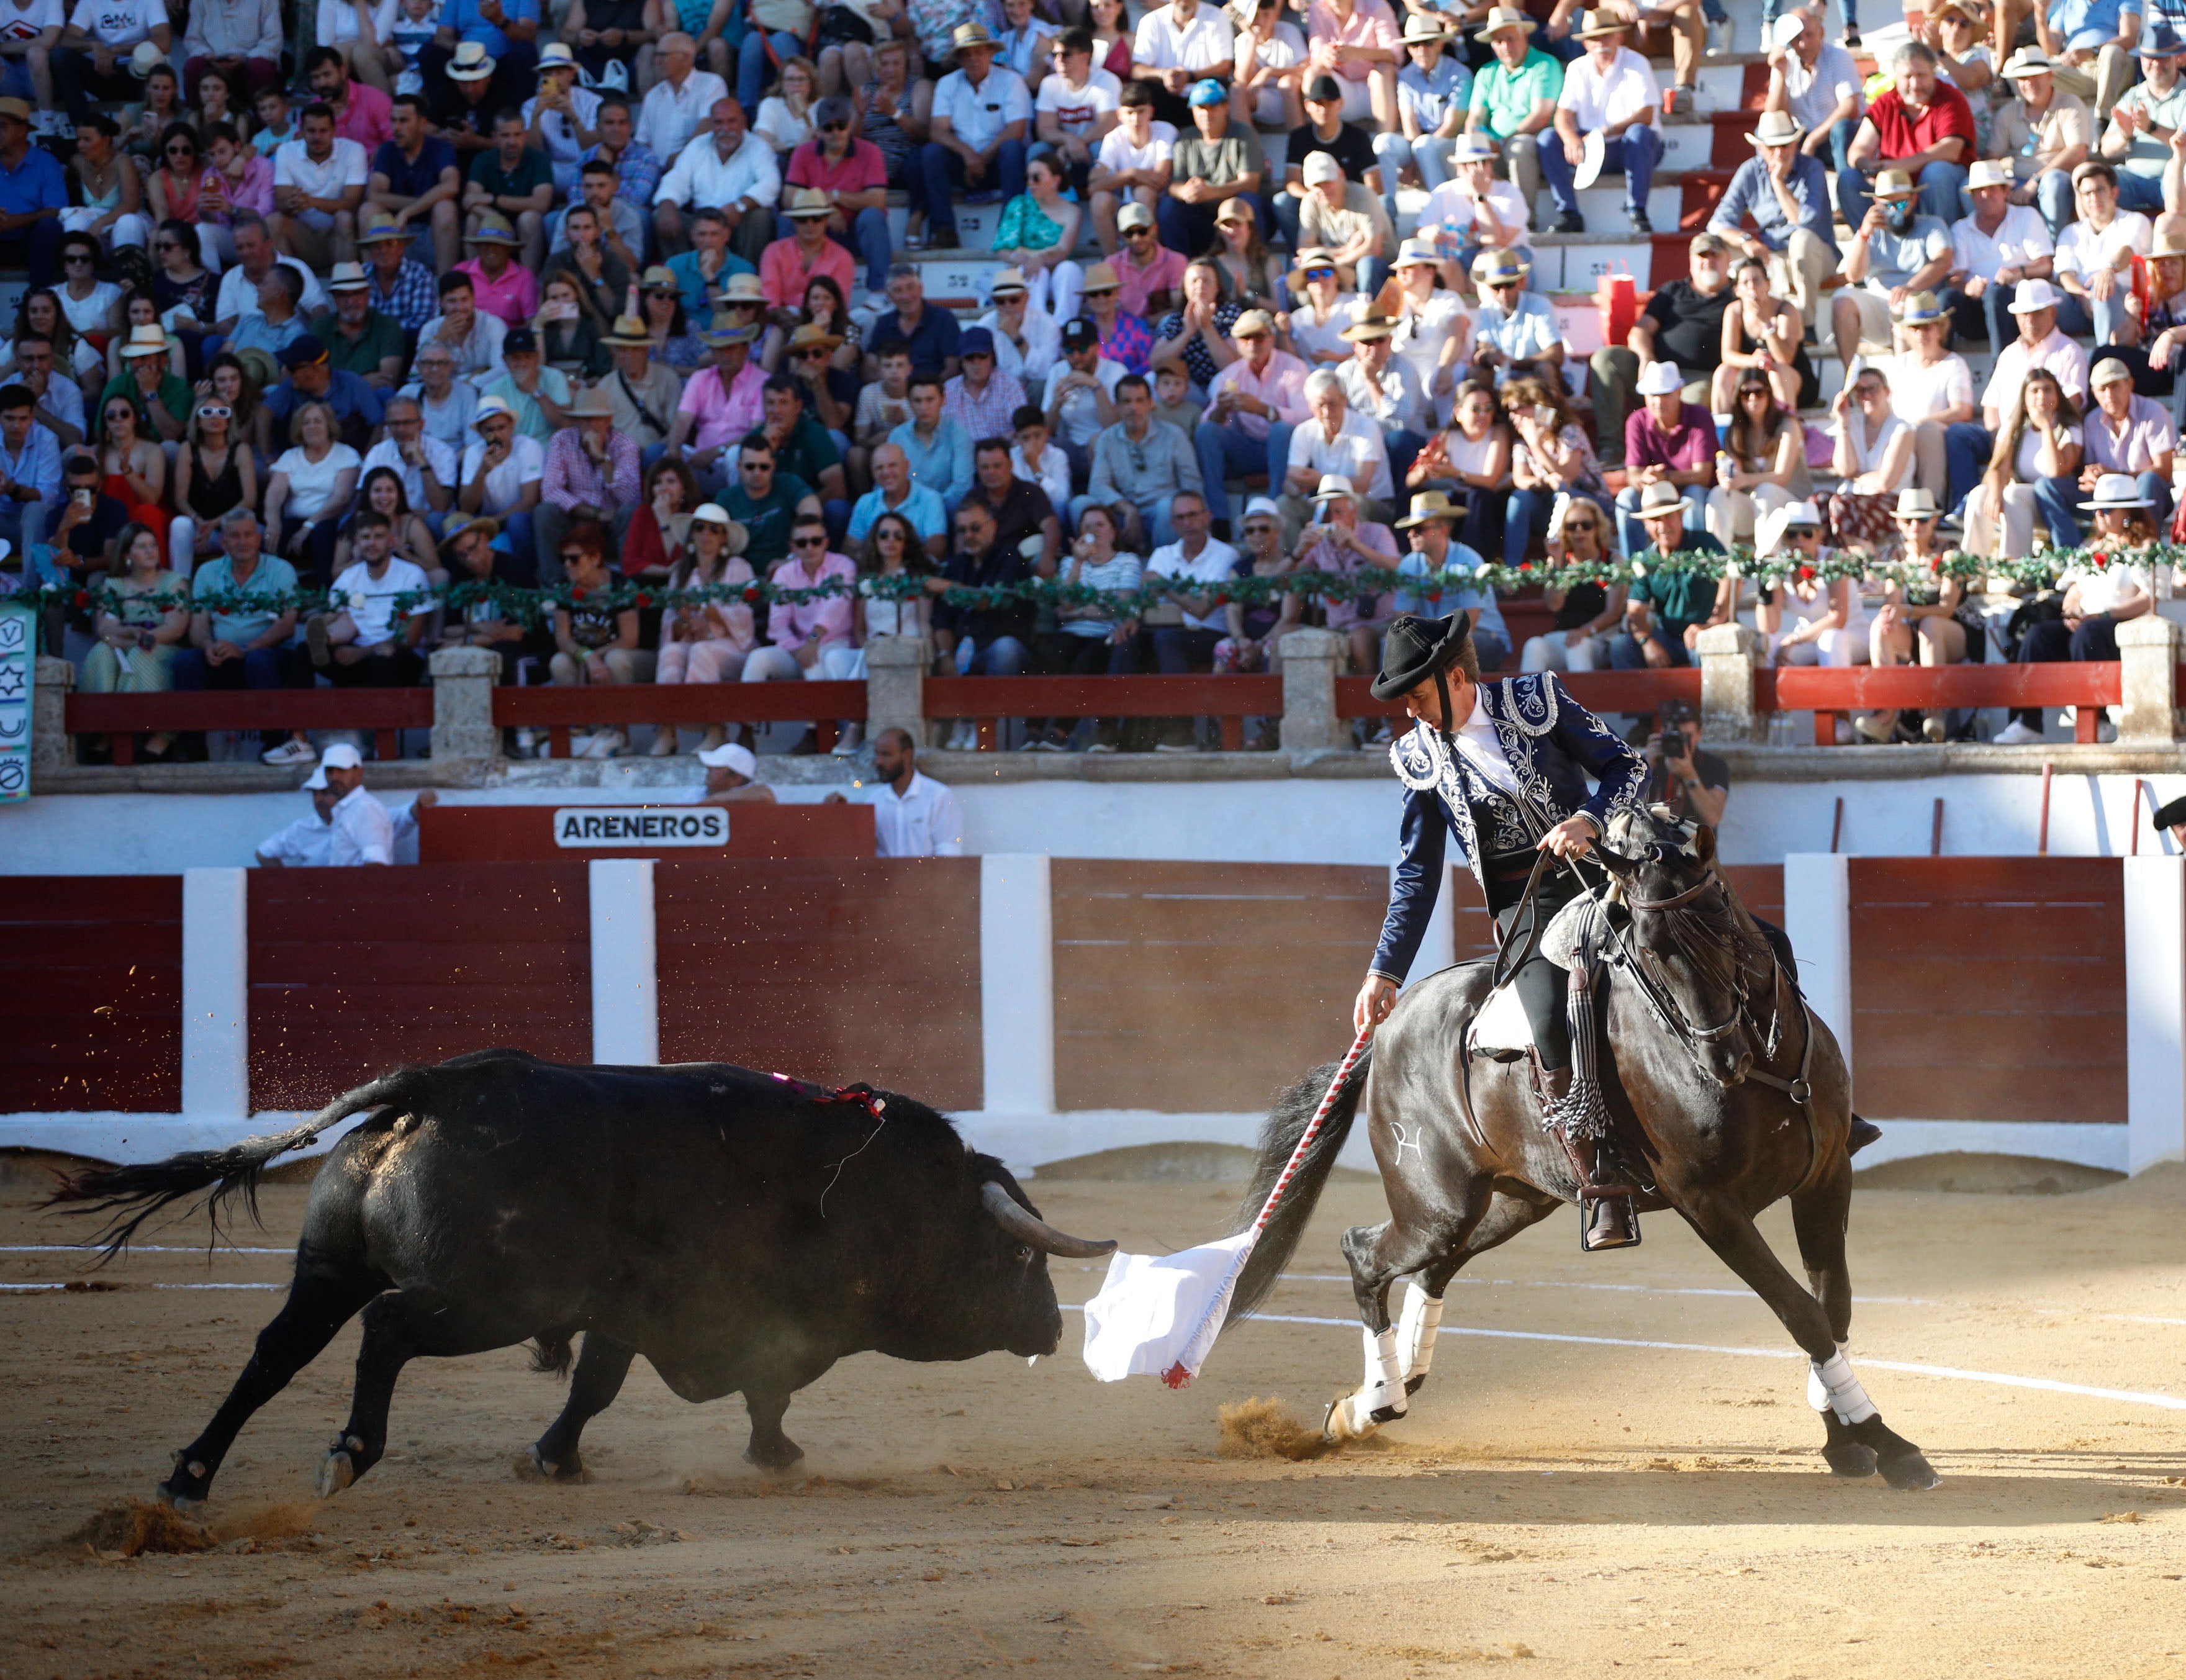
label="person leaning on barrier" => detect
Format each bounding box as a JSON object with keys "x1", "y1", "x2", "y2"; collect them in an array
[
  {"x1": 1999, "y1": 479, "x2": 2154, "y2": 744},
  {"x1": 256, "y1": 743, "x2": 432, "y2": 866},
  {"x1": 825, "y1": 728, "x2": 964, "y2": 854}
]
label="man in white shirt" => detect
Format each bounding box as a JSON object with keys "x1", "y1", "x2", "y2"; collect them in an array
[
  {"x1": 54, "y1": 0, "x2": 165, "y2": 126},
  {"x1": 305, "y1": 743, "x2": 397, "y2": 866},
  {"x1": 271, "y1": 102, "x2": 369, "y2": 268},
  {"x1": 921, "y1": 23, "x2": 1032, "y2": 251},
  {"x1": 311, "y1": 508, "x2": 433, "y2": 684},
  {"x1": 1282, "y1": 368, "x2": 1393, "y2": 530},
  {"x1": 457, "y1": 394, "x2": 544, "y2": 580},
  {"x1": 1540, "y1": 11, "x2": 1661, "y2": 235},
  {"x1": 653, "y1": 95, "x2": 780, "y2": 264},
  {"x1": 258, "y1": 780, "x2": 433, "y2": 865},
  {"x1": 1951, "y1": 155, "x2": 2057, "y2": 351},
  {"x1": 1144, "y1": 488, "x2": 1242, "y2": 749},
  {"x1": 1130, "y1": 0, "x2": 1233, "y2": 126},
  {"x1": 635, "y1": 30, "x2": 728, "y2": 162},
  {"x1": 1335, "y1": 315, "x2": 1429, "y2": 485},
  {"x1": 1034, "y1": 27, "x2": 1121, "y2": 187},
  {"x1": 1044, "y1": 318, "x2": 1126, "y2": 471},
  {"x1": 1086, "y1": 84, "x2": 1175, "y2": 251},
  {"x1": 361, "y1": 394, "x2": 457, "y2": 525},
  {"x1": 1765, "y1": 10, "x2": 1863, "y2": 224},
  {"x1": 843, "y1": 728, "x2": 964, "y2": 856},
  {"x1": 1417, "y1": 133, "x2": 1531, "y2": 276},
  {"x1": 2053, "y1": 159, "x2": 2150, "y2": 345},
  {"x1": 523, "y1": 42, "x2": 600, "y2": 195},
  {"x1": 1944, "y1": 276, "x2": 2092, "y2": 515},
  {"x1": 212, "y1": 213, "x2": 330, "y2": 335}
]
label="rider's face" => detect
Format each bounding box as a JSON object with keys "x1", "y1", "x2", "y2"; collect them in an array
[{"x1": 1402, "y1": 669, "x2": 1474, "y2": 731}]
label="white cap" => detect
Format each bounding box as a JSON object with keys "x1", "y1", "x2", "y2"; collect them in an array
[
  {"x1": 301, "y1": 741, "x2": 363, "y2": 788},
  {"x1": 1780, "y1": 499, "x2": 1823, "y2": 528},
  {"x1": 1770, "y1": 12, "x2": 1803, "y2": 50},
  {"x1": 1242, "y1": 496, "x2": 1283, "y2": 520},
  {"x1": 1636, "y1": 360, "x2": 1684, "y2": 396},
  {"x1": 1303, "y1": 152, "x2": 1344, "y2": 185},
  {"x1": 2007, "y1": 278, "x2": 2064, "y2": 313},
  {"x1": 697, "y1": 741, "x2": 759, "y2": 777}
]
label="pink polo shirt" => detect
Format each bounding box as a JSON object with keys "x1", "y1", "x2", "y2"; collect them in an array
[
  {"x1": 1116, "y1": 243, "x2": 1187, "y2": 320},
  {"x1": 453, "y1": 256, "x2": 539, "y2": 326},
  {"x1": 1306, "y1": 0, "x2": 1398, "y2": 76},
  {"x1": 1205, "y1": 348, "x2": 1312, "y2": 441},
  {"x1": 784, "y1": 136, "x2": 888, "y2": 197},
  {"x1": 678, "y1": 360, "x2": 768, "y2": 450},
  {"x1": 332, "y1": 82, "x2": 393, "y2": 152},
  {"x1": 765, "y1": 550, "x2": 857, "y2": 648},
  {"x1": 759, "y1": 235, "x2": 857, "y2": 310}
]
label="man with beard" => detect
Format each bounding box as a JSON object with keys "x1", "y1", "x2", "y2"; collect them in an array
[{"x1": 1830, "y1": 168, "x2": 1954, "y2": 377}]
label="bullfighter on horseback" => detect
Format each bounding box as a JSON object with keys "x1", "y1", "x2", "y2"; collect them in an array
[{"x1": 1351, "y1": 612, "x2": 1653, "y2": 1250}]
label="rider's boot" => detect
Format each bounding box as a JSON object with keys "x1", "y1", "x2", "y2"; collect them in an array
[{"x1": 1542, "y1": 1067, "x2": 1642, "y2": 1251}]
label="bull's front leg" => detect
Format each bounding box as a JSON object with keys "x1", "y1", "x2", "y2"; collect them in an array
[{"x1": 741, "y1": 1385, "x2": 804, "y2": 1471}]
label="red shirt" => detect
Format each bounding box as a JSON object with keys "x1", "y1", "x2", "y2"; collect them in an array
[
  {"x1": 759, "y1": 234, "x2": 856, "y2": 309},
  {"x1": 332, "y1": 81, "x2": 394, "y2": 153},
  {"x1": 1864, "y1": 81, "x2": 1976, "y2": 163},
  {"x1": 784, "y1": 136, "x2": 887, "y2": 197}
]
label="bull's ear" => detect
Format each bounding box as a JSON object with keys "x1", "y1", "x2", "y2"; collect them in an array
[{"x1": 1692, "y1": 823, "x2": 1717, "y2": 865}]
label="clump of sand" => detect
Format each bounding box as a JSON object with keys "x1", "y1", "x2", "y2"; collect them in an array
[
  {"x1": 71, "y1": 1500, "x2": 218, "y2": 1558},
  {"x1": 1217, "y1": 1397, "x2": 1330, "y2": 1461}
]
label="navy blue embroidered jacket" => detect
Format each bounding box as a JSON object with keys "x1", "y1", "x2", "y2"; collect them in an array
[{"x1": 1369, "y1": 672, "x2": 1649, "y2": 982}]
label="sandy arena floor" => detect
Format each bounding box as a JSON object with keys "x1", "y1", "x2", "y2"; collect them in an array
[{"x1": 1, "y1": 1152, "x2": 2184, "y2": 1679}]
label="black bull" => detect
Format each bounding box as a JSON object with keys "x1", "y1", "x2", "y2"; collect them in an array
[{"x1": 47, "y1": 1050, "x2": 1116, "y2": 1507}]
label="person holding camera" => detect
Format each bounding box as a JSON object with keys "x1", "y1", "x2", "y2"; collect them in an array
[{"x1": 1643, "y1": 695, "x2": 1728, "y2": 827}]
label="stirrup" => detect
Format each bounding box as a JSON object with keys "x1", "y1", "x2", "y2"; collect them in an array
[{"x1": 1579, "y1": 1187, "x2": 1642, "y2": 1252}]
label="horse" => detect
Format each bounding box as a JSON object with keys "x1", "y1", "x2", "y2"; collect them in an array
[{"x1": 1223, "y1": 805, "x2": 1940, "y2": 1491}]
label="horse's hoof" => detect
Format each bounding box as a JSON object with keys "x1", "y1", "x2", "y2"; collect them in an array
[
  {"x1": 1404, "y1": 1373, "x2": 1427, "y2": 1396},
  {"x1": 1321, "y1": 1393, "x2": 1382, "y2": 1445},
  {"x1": 1822, "y1": 1442, "x2": 1878, "y2": 1478},
  {"x1": 1879, "y1": 1448, "x2": 1941, "y2": 1492},
  {"x1": 316, "y1": 1452, "x2": 355, "y2": 1499}
]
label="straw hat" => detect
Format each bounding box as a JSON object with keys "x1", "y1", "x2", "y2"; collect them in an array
[
  {"x1": 537, "y1": 40, "x2": 577, "y2": 73},
  {"x1": 602, "y1": 314, "x2": 653, "y2": 347},
  {"x1": 1311, "y1": 473, "x2": 1359, "y2": 502},
  {"x1": 952, "y1": 20, "x2": 998, "y2": 50},
  {"x1": 1872, "y1": 168, "x2": 1918, "y2": 199},
  {"x1": 2007, "y1": 277, "x2": 2064, "y2": 312},
  {"x1": 1637, "y1": 481, "x2": 1687, "y2": 514},
  {"x1": 1452, "y1": 132, "x2": 1497, "y2": 162},
  {"x1": 468, "y1": 210, "x2": 521, "y2": 246},
  {"x1": 1290, "y1": 246, "x2": 1339, "y2": 277},
  {"x1": 1475, "y1": 4, "x2": 1530, "y2": 35},
  {"x1": 1395, "y1": 490, "x2": 1461, "y2": 528},
  {"x1": 1082, "y1": 262, "x2": 1121, "y2": 294},
  {"x1": 2082, "y1": 471, "x2": 2155, "y2": 510},
  {"x1": 1895, "y1": 290, "x2": 1947, "y2": 325},
  {"x1": 786, "y1": 322, "x2": 844, "y2": 353},
  {"x1": 1471, "y1": 248, "x2": 1530, "y2": 286},
  {"x1": 448, "y1": 41, "x2": 497, "y2": 79},
  {"x1": 689, "y1": 503, "x2": 751, "y2": 555},
  {"x1": 1394, "y1": 238, "x2": 1440, "y2": 269},
  {"x1": 1574, "y1": 8, "x2": 1628, "y2": 36},
  {"x1": 988, "y1": 266, "x2": 1029, "y2": 295},
  {"x1": 784, "y1": 187, "x2": 833, "y2": 219},
  {"x1": 472, "y1": 395, "x2": 517, "y2": 428},
  {"x1": 119, "y1": 323, "x2": 169, "y2": 358},
  {"x1": 719, "y1": 272, "x2": 767, "y2": 304},
  {"x1": 1231, "y1": 309, "x2": 1275, "y2": 336},
  {"x1": 1400, "y1": 13, "x2": 1449, "y2": 42},
  {"x1": 1999, "y1": 45, "x2": 2057, "y2": 78},
  {"x1": 639, "y1": 264, "x2": 680, "y2": 292},
  {"x1": 1894, "y1": 487, "x2": 1941, "y2": 520},
  {"x1": 325, "y1": 261, "x2": 371, "y2": 292},
  {"x1": 567, "y1": 386, "x2": 617, "y2": 419},
  {"x1": 1750, "y1": 109, "x2": 1804, "y2": 147},
  {"x1": 1968, "y1": 157, "x2": 2015, "y2": 189},
  {"x1": 1340, "y1": 314, "x2": 1394, "y2": 341}
]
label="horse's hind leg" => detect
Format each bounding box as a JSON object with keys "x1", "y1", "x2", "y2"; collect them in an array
[
  {"x1": 1789, "y1": 1163, "x2": 1877, "y2": 1479},
  {"x1": 161, "y1": 1266, "x2": 379, "y2": 1509},
  {"x1": 1682, "y1": 1192, "x2": 1938, "y2": 1493},
  {"x1": 1397, "y1": 1190, "x2": 1559, "y2": 1397}
]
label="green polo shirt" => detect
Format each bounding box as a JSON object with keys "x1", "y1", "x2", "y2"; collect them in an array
[
  {"x1": 1468, "y1": 49, "x2": 1563, "y2": 142},
  {"x1": 1630, "y1": 534, "x2": 1725, "y2": 626},
  {"x1": 96, "y1": 370, "x2": 192, "y2": 440},
  {"x1": 191, "y1": 552, "x2": 300, "y2": 647},
  {"x1": 744, "y1": 415, "x2": 841, "y2": 501},
  {"x1": 467, "y1": 145, "x2": 554, "y2": 202},
  {"x1": 720, "y1": 470, "x2": 816, "y2": 569},
  {"x1": 309, "y1": 307, "x2": 407, "y2": 380}
]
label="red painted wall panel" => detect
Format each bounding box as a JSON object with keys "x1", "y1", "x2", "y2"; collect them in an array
[{"x1": 0, "y1": 877, "x2": 181, "y2": 1113}]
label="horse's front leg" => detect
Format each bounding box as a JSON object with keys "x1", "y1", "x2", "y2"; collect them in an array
[{"x1": 1681, "y1": 1190, "x2": 1939, "y2": 1492}]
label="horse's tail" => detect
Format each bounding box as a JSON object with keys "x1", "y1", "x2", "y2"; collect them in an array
[
  {"x1": 42, "y1": 1068, "x2": 430, "y2": 1259},
  {"x1": 1226, "y1": 1049, "x2": 1373, "y2": 1325}
]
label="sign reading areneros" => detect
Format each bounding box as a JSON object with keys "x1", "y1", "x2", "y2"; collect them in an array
[{"x1": 553, "y1": 806, "x2": 728, "y2": 847}]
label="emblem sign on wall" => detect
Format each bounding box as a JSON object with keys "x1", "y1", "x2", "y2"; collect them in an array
[{"x1": 0, "y1": 602, "x2": 29, "y2": 802}]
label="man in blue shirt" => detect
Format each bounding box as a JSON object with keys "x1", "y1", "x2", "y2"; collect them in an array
[
  {"x1": 261, "y1": 336, "x2": 389, "y2": 453},
  {"x1": 0, "y1": 98, "x2": 65, "y2": 286},
  {"x1": 431, "y1": 0, "x2": 542, "y2": 79},
  {"x1": 1707, "y1": 108, "x2": 1840, "y2": 333},
  {"x1": 888, "y1": 374, "x2": 976, "y2": 512},
  {"x1": 366, "y1": 95, "x2": 462, "y2": 274},
  {"x1": 864, "y1": 264, "x2": 963, "y2": 382},
  {"x1": 0, "y1": 382, "x2": 60, "y2": 562}
]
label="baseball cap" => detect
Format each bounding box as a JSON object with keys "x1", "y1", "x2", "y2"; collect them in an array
[
  {"x1": 302, "y1": 742, "x2": 364, "y2": 788},
  {"x1": 504, "y1": 326, "x2": 538, "y2": 355},
  {"x1": 697, "y1": 741, "x2": 758, "y2": 777},
  {"x1": 959, "y1": 325, "x2": 996, "y2": 357},
  {"x1": 1188, "y1": 77, "x2": 1227, "y2": 105},
  {"x1": 278, "y1": 334, "x2": 330, "y2": 370},
  {"x1": 1303, "y1": 151, "x2": 1343, "y2": 184},
  {"x1": 1304, "y1": 73, "x2": 1342, "y2": 102},
  {"x1": 1061, "y1": 318, "x2": 1099, "y2": 349}
]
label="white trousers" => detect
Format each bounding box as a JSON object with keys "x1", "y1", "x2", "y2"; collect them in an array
[
  {"x1": 1026, "y1": 261, "x2": 1084, "y2": 328},
  {"x1": 1961, "y1": 480, "x2": 2039, "y2": 561}
]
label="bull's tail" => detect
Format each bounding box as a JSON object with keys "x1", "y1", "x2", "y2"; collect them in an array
[
  {"x1": 1225, "y1": 1049, "x2": 1373, "y2": 1325},
  {"x1": 43, "y1": 1068, "x2": 433, "y2": 1258}
]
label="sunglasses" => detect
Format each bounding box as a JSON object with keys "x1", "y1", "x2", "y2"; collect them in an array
[
  {"x1": 795, "y1": 347, "x2": 830, "y2": 359},
  {"x1": 165, "y1": 143, "x2": 196, "y2": 155},
  {"x1": 197, "y1": 404, "x2": 232, "y2": 420},
  {"x1": 820, "y1": 120, "x2": 849, "y2": 132},
  {"x1": 791, "y1": 534, "x2": 826, "y2": 548},
  {"x1": 558, "y1": 551, "x2": 588, "y2": 565},
  {"x1": 1301, "y1": 267, "x2": 1334, "y2": 281},
  {"x1": 740, "y1": 460, "x2": 770, "y2": 471},
  {"x1": 1739, "y1": 386, "x2": 1771, "y2": 399},
  {"x1": 692, "y1": 518, "x2": 725, "y2": 531},
  {"x1": 1124, "y1": 226, "x2": 1153, "y2": 237},
  {"x1": 1488, "y1": 279, "x2": 1520, "y2": 291}
]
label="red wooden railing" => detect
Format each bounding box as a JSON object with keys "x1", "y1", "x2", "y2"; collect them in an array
[
  {"x1": 66, "y1": 690, "x2": 433, "y2": 764},
  {"x1": 1761, "y1": 665, "x2": 2118, "y2": 746},
  {"x1": 924, "y1": 674, "x2": 1285, "y2": 751},
  {"x1": 492, "y1": 680, "x2": 869, "y2": 757}
]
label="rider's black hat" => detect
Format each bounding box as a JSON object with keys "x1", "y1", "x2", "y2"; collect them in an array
[
  {"x1": 2155, "y1": 794, "x2": 2186, "y2": 831},
  {"x1": 1370, "y1": 612, "x2": 1473, "y2": 702}
]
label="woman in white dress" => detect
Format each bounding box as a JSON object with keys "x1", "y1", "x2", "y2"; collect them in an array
[
  {"x1": 1758, "y1": 502, "x2": 1869, "y2": 670},
  {"x1": 1827, "y1": 362, "x2": 1915, "y2": 553},
  {"x1": 1707, "y1": 373, "x2": 1810, "y2": 548},
  {"x1": 1962, "y1": 366, "x2": 2083, "y2": 558}
]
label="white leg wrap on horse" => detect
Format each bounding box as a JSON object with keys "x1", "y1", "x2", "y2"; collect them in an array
[
  {"x1": 1348, "y1": 1325, "x2": 1407, "y2": 1429},
  {"x1": 1395, "y1": 1282, "x2": 1444, "y2": 1381},
  {"x1": 1806, "y1": 1345, "x2": 1878, "y2": 1424}
]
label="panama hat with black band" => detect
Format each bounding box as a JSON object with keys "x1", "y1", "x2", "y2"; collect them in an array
[{"x1": 1371, "y1": 611, "x2": 1476, "y2": 708}]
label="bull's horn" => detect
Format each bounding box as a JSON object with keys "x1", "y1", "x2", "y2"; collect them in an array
[{"x1": 981, "y1": 1181, "x2": 1117, "y2": 1259}]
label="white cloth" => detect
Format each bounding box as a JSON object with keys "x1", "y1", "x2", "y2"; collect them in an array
[
  {"x1": 931, "y1": 64, "x2": 1033, "y2": 155},
  {"x1": 273, "y1": 441, "x2": 362, "y2": 520},
  {"x1": 1082, "y1": 1229, "x2": 1253, "y2": 1384},
  {"x1": 215, "y1": 257, "x2": 328, "y2": 325},
  {"x1": 1131, "y1": 3, "x2": 1234, "y2": 71},
  {"x1": 2053, "y1": 211, "x2": 2152, "y2": 286},
  {"x1": 329, "y1": 784, "x2": 395, "y2": 866},
  {"x1": 1777, "y1": 42, "x2": 1862, "y2": 134},
  {"x1": 330, "y1": 556, "x2": 431, "y2": 645},
  {"x1": 360, "y1": 434, "x2": 456, "y2": 510},
  {"x1": 1147, "y1": 536, "x2": 1242, "y2": 630},
  {"x1": 865, "y1": 769, "x2": 964, "y2": 856},
  {"x1": 458, "y1": 430, "x2": 546, "y2": 513},
  {"x1": 1983, "y1": 327, "x2": 2092, "y2": 413},
  {"x1": 1556, "y1": 44, "x2": 1658, "y2": 131},
  {"x1": 1287, "y1": 408, "x2": 1393, "y2": 501},
  {"x1": 653, "y1": 129, "x2": 782, "y2": 209},
  {"x1": 1888, "y1": 351, "x2": 1973, "y2": 425},
  {"x1": 636, "y1": 67, "x2": 730, "y2": 163},
  {"x1": 1095, "y1": 120, "x2": 1176, "y2": 175},
  {"x1": 1035, "y1": 67, "x2": 1122, "y2": 138},
  {"x1": 274, "y1": 137, "x2": 371, "y2": 204},
  {"x1": 1452, "y1": 707, "x2": 1522, "y2": 797},
  {"x1": 1950, "y1": 204, "x2": 2054, "y2": 282},
  {"x1": 66, "y1": 0, "x2": 160, "y2": 47}
]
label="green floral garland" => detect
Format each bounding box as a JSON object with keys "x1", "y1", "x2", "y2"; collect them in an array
[{"x1": 13, "y1": 541, "x2": 2159, "y2": 626}]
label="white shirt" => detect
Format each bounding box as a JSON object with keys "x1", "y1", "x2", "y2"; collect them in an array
[
  {"x1": 273, "y1": 441, "x2": 363, "y2": 521},
  {"x1": 1011, "y1": 440, "x2": 1071, "y2": 512},
  {"x1": 2068, "y1": 560, "x2": 2150, "y2": 617},
  {"x1": 1147, "y1": 535, "x2": 1242, "y2": 631},
  {"x1": 1035, "y1": 67, "x2": 1122, "y2": 137},
  {"x1": 653, "y1": 129, "x2": 782, "y2": 210},
  {"x1": 258, "y1": 800, "x2": 420, "y2": 865},
  {"x1": 1051, "y1": 355, "x2": 1127, "y2": 446},
  {"x1": 1339, "y1": 355, "x2": 1429, "y2": 436},
  {"x1": 215, "y1": 256, "x2": 327, "y2": 325},
  {"x1": 1776, "y1": 42, "x2": 1862, "y2": 134},
  {"x1": 329, "y1": 784, "x2": 396, "y2": 866},
  {"x1": 0, "y1": 0, "x2": 61, "y2": 41},
  {"x1": 459, "y1": 429, "x2": 546, "y2": 513},
  {"x1": 1095, "y1": 119, "x2": 1177, "y2": 175},
  {"x1": 1950, "y1": 204, "x2": 2054, "y2": 282},
  {"x1": 361, "y1": 433, "x2": 457, "y2": 510},
  {"x1": 1132, "y1": 2, "x2": 1234, "y2": 70},
  {"x1": 1557, "y1": 45, "x2": 1658, "y2": 131},
  {"x1": 932, "y1": 63, "x2": 1033, "y2": 156},
  {"x1": 867, "y1": 769, "x2": 964, "y2": 857},
  {"x1": 1288, "y1": 407, "x2": 1394, "y2": 502},
  {"x1": 66, "y1": 0, "x2": 159, "y2": 46},
  {"x1": 980, "y1": 305, "x2": 1060, "y2": 387},
  {"x1": 1983, "y1": 327, "x2": 2091, "y2": 415},
  {"x1": 1887, "y1": 351, "x2": 1973, "y2": 426},
  {"x1": 522, "y1": 83, "x2": 605, "y2": 166},
  {"x1": 316, "y1": 0, "x2": 395, "y2": 43},
  {"x1": 415, "y1": 309, "x2": 506, "y2": 380},
  {"x1": 636, "y1": 66, "x2": 729, "y2": 162},
  {"x1": 2054, "y1": 210, "x2": 2152, "y2": 284},
  {"x1": 331, "y1": 555, "x2": 432, "y2": 645},
  {"x1": 1452, "y1": 709, "x2": 1522, "y2": 797},
  {"x1": 1419, "y1": 178, "x2": 1531, "y2": 248},
  {"x1": 1288, "y1": 292, "x2": 1364, "y2": 364},
  {"x1": 274, "y1": 136, "x2": 370, "y2": 202}
]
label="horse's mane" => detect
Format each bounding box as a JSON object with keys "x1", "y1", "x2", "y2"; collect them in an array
[{"x1": 1607, "y1": 806, "x2": 1777, "y2": 994}]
